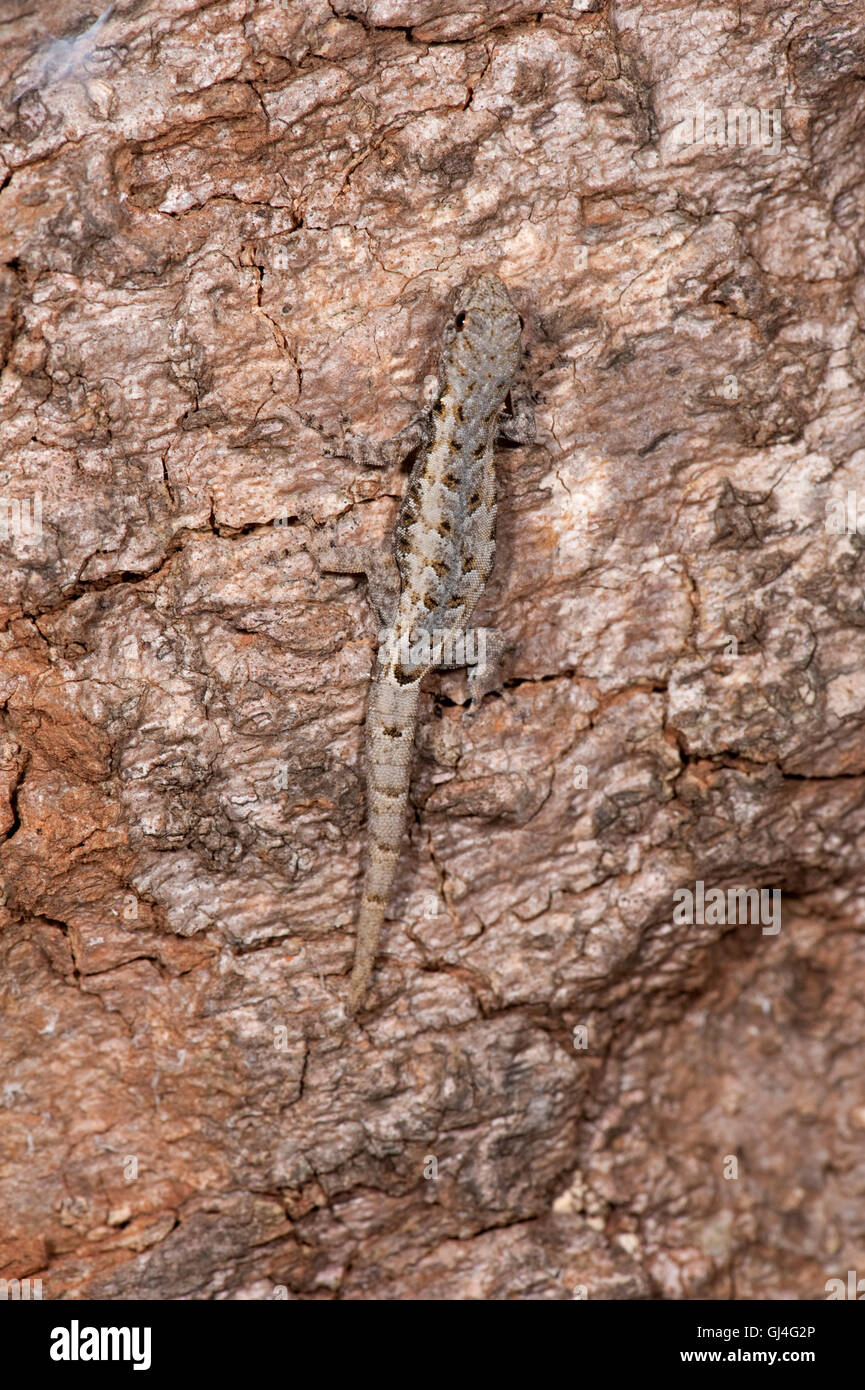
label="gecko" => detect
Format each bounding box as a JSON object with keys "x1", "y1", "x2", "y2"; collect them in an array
[{"x1": 315, "y1": 273, "x2": 535, "y2": 1015}]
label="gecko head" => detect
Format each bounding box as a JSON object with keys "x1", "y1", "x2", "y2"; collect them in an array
[{"x1": 445, "y1": 273, "x2": 523, "y2": 381}]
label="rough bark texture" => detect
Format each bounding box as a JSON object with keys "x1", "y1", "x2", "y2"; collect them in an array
[{"x1": 1, "y1": 0, "x2": 864, "y2": 1301}]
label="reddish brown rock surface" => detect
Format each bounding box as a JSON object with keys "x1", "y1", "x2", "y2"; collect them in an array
[{"x1": 1, "y1": 0, "x2": 864, "y2": 1300}]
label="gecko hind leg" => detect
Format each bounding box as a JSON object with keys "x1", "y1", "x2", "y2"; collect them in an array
[
  {"x1": 433, "y1": 626, "x2": 510, "y2": 708},
  {"x1": 316, "y1": 544, "x2": 400, "y2": 628},
  {"x1": 466, "y1": 627, "x2": 509, "y2": 706}
]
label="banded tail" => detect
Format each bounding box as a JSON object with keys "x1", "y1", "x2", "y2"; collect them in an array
[{"x1": 348, "y1": 675, "x2": 421, "y2": 1014}]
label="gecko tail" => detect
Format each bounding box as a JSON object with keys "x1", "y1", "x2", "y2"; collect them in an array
[
  {"x1": 346, "y1": 797, "x2": 406, "y2": 1015},
  {"x1": 347, "y1": 677, "x2": 420, "y2": 1015},
  {"x1": 347, "y1": 897, "x2": 387, "y2": 1015}
]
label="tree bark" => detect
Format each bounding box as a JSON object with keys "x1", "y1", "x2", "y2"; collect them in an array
[{"x1": 1, "y1": 0, "x2": 864, "y2": 1300}]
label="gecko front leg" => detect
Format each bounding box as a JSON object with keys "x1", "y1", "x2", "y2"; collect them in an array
[{"x1": 497, "y1": 377, "x2": 536, "y2": 446}]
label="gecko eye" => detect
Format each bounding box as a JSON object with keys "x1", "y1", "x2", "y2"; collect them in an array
[{"x1": 454, "y1": 311, "x2": 466, "y2": 330}]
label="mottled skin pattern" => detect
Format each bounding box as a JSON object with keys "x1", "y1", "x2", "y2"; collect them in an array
[{"x1": 318, "y1": 274, "x2": 535, "y2": 1014}]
